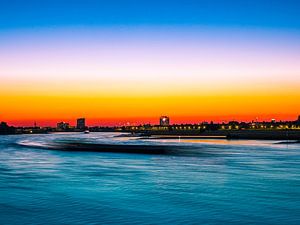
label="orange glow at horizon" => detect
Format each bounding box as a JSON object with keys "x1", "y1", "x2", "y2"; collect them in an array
[
  {"x1": 1, "y1": 28, "x2": 300, "y2": 126},
  {"x1": 1, "y1": 91, "x2": 299, "y2": 127}
]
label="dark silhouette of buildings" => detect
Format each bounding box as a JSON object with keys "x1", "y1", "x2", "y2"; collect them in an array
[
  {"x1": 57, "y1": 122, "x2": 70, "y2": 131},
  {"x1": 1, "y1": 115, "x2": 300, "y2": 138},
  {"x1": 0, "y1": 122, "x2": 16, "y2": 135},
  {"x1": 77, "y1": 118, "x2": 86, "y2": 130}
]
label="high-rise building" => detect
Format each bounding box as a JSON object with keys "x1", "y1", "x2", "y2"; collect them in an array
[
  {"x1": 160, "y1": 116, "x2": 170, "y2": 126},
  {"x1": 77, "y1": 118, "x2": 86, "y2": 130}
]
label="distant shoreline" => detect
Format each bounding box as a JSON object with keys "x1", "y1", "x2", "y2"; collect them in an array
[
  {"x1": 137, "y1": 130, "x2": 300, "y2": 140},
  {"x1": 1, "y1": 129, "x2": 300, "y2": 141}
]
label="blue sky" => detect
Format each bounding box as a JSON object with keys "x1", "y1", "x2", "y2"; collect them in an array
[{"x1": 0, "y1": 0, "x2": 300, "y2": 30}]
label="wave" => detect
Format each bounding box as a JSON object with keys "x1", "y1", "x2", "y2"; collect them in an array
[{"x1": 16, "y1": 139, "x2": 196, "y2": 155}]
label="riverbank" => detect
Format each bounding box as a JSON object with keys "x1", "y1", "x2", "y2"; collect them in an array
[
  {"x1": 1, "y1": 128, "x2": 300, "y2": 140},
  {"x1": 139, "y1": 129, "x2": 300, "y2": 140}
]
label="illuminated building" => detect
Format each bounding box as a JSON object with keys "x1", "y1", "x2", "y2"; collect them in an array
[{"x1": 160, "y1": 116, "x2": 170, "y2": 126}]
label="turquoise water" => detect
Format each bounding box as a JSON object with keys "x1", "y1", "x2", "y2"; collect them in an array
[{"x1": 0, "y1": 133, "x2": 299, "y2": 224}]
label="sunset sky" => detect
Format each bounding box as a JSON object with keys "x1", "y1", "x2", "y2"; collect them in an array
[{"x1": 1, "y1": 0, "x2": 300, "y2": 126}]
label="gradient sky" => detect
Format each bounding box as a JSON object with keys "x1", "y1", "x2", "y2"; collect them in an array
[{"x1": 0, "y1": 0, "x2": 300, "y2": 126}]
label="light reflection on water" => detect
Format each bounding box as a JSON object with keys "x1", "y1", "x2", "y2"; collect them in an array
[{"x1": 0, "y1": 133, "x2": 300, "y2": 225}]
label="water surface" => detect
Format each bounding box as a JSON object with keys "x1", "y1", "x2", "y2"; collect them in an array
[{"x1": 0, "y1": 133, "x2": 299, "y2": 224}]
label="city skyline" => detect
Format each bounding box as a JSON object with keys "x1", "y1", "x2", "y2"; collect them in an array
[
  {"x1": 4, "y1": 114, "x2": 300, "y2": 128},
  {"x1": 1, "y1": 1, "x2": 300, "y2": 126}
]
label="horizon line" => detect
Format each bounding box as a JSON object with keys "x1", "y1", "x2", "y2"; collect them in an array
[{"x1": 3, "y1": 114, "x2": 299, "y2": 127}]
